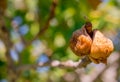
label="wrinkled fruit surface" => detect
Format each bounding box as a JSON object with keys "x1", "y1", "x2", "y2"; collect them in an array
[
  {"x1": 89, "y1": 30, "x2": 114, "y2": 64},
  {"x1": 70, "y1": 26, "x2": 92, "y2": 57},
  {"x1": 70, "y1": 22, "x2": 114, "y2": 64}
]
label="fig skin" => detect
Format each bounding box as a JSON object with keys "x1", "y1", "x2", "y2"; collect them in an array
[
  {"x1": 70, "y1": 26, "x2": 92, "y2": 57},
  {"x1": 89, "y1": 30, "x2": 114, "y2": 64}
]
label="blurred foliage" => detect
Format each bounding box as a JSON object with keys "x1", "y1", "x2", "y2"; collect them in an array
[
  {"x1": 0, "y1": 60, "x2": 7, "y2": 79},
  {"x1": 0, "y1": 0, "x2": 120, "y2": 82}
]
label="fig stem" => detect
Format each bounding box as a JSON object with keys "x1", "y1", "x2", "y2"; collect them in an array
[
  {"x1": 85, "y1": 22, "x2": 93, "y2": 37},
  {"x1": 83, "y1": 16, "x2": 93, "y2": 37}
]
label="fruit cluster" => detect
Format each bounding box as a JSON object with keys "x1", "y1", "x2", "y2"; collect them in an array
[{"x1": 70, "y1": 22, "x2": 114, "y2": 64}]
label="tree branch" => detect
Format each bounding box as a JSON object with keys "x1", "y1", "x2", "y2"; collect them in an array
[
  {"x1": 26, "y1": 0, "x2": 58, "y2": 46},
  {"x1": 17, "y1": 0, "x2": 58, "y2": 65},
  {"x1": 17, "y1": 56, "x2": 91, "y2": 71},
  {"x1": 0, "y1": 10, "x2": 17, "y2": 82},
  {"x1": 0, "y1": 15, "x2": 14, "y2": 65}
]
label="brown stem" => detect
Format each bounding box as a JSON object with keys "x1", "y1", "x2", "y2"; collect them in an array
[
  {"x1": 17, "y1": 56, "x2": 91, "y2": 71},
  {"x1": 17, "y1": 0, "x2": 58, "y2": 65},
  {"x1": 27, "y1": 0, "x2": 58, "y2": 46},
  {"x1": 85, "y1": 22, "x2": 93, "y2": 38},
  {"x1": 83, "y1": 16, "x2": 93, "y2": 37},
  {"x1": 0, "y1": 16, "x2": 17, "y2": 81}
]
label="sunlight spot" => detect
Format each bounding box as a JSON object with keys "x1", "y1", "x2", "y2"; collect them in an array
[
  {"x1": 67, "y1": 18, "x2": 75, "y2": 28},
  {"x1": 26, "y1": 12, "x2": 35, "y2": 21},
  {"x1": 54, "y1": 33, "x2": 66, "y2": 48},
  {"x1": 50, "y1": 18, "x2": 58, "y2": 27},
  {"x1": 64, "y1": 8, "x2": 76, "y2": 20},
  {"x1": 30, "y1": 23, "x2": 39, "y2": 36}
]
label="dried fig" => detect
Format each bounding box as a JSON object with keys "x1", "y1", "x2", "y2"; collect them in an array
[
  {"x1": 70, "y1": 21, "x2": 114, "y2": 65},
  {"x1": 89, "y1": 30, "x2": 114, "y2": 64},
  {"x1": 70, "y1": 25, "x2": 92, "y2": 57}
]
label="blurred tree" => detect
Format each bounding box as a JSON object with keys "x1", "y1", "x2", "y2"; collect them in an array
[{"x1": 0, "y1": 0, "x2": 120, "y2": 82}]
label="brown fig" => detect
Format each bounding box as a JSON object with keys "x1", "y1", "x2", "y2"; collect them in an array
[
  {"x1": 89, "y1": 30, "x2": 114, "y2": 64},
  {"x1": 70, "y1": 25, "x2": 92, "y2": 57},
  {"x1": 70, "y1": 21, "x2": 114, "y2": 65}
]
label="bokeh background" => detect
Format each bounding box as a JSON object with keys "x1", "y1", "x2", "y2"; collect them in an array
[{"x1": 0, "y1": 0, "x2": 120, "y2": 82}]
